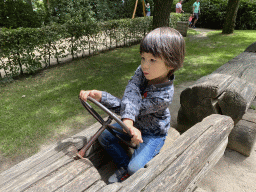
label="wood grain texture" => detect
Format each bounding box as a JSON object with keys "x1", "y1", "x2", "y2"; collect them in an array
[
  {"x1": 142, "y1": 115, "x2": 233, "y2": 192},
  {"x1": 0, "y1": 121, "x2": 106, "y2": 192},
  {"x1": 115, "y1": 114, "x2": 233, "y2": 192},
  {"x1": 178, "y1": 51, "x2": 256, "y2": 132},
  {"x1": 0, "y1": 114, "x2": 234, "y2": 192}
]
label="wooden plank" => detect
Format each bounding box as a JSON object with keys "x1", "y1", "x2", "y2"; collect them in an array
[
  {"x1": 178, "y1": 51, "x2": 256, "y2": 132},
  {"x1": 0, "y1": 121, "x2": 102, "y2": 187},
  {"x1": 142, "y1": 116, "x2": 233, "y2": 192},
  {"x1": 178, "y1": 74, "x2": 235, "y2": 128},
  {"x1": 55, "y1": 166, "x2": 102, "y2": 192},
  {"x1": 24, "y1": 159, "x2": 93, "y2": 192},
  {"x1": 213, "y1": 52, "x2": 256, "y2": 85},
  {"x1": 85, "y1": 180, "x2": 106, "y2": 192},
  {"x1": 178, "y1": 74, "x2": 256, "y2": 132},
  {"x1": 227, "y1": 111, "x2": 256, "y2": 156},
  {"x1": 115, "y1": 114, "x2": 233, "y2": 192},
  {"x1": 185, "y1": 138, "x2": 228, "y2": 192},
  {"x1": 98, "y1": 182, "x2": 122, "y2": 192},
  {"x1": 217, "y1": 77, "x2": 256, "y2": 124},
  {"x1": 1, "y1": 155, "x2": 73, "y2": 192}
]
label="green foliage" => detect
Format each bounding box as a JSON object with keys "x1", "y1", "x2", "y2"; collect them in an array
[
  {"x1": 1, "y1": 29, "x2": 256, "y2": 158},
  {"x1": 46, "y1": 0, "x2": 94, "y2": 24},
  {"x1": 0, "y1": 0, "x2": 41, "y2": 28},
  {"x1": 0, "y1": 27, "x2": 43, "y2": 76},
  {"x1": 236, "y1": 1, "x2": 256, "y2": 30},
  {"x1": 170, "y1": 13, "x2": 190, "y2": 28},
  {"x1": 0, "y1": 17, "x2": 153, "y2": 78},
  {"x1": 175, "y1": 0, "x2": 256, "y2": 30},
  {"x1": 180, "y1": 0, "x2": 228, "y2": 29}
]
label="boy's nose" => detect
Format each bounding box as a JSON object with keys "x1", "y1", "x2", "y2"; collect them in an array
[{"x1": 141, "y1": 61, "x2": 150, "y2": 69}]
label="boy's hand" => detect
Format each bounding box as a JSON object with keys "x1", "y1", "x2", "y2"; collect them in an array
[
  {"x1": 123, "y1": 118, "x2": 143, "y2": 145},
  {"x1": 130, "y1": 127, "x2": 143, "y2": 145},
  {"x1": 79, "y1": 90, "x2": 102, "y2": 102}
]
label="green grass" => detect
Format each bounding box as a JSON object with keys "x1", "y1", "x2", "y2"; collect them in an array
[
  {"x1": 175, "y1": 30, "x2": 256, "y2": 84},
  {"x1": 1, "y1": 29, "x2": 256, "y2": 160}
]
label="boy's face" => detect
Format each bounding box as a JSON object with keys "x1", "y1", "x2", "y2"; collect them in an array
[{"x1": 141, "y1": 52, "x2": 173, "y2": 82}]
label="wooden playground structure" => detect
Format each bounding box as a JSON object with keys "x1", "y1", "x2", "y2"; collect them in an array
[
  {"x1": 1, "y1": 40, "x2": 256, "y2": 191},
  {"x1": 132, "y1": 0, "x2": 146, "y2": 19}
]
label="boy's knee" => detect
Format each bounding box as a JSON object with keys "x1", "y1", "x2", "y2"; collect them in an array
[
  {"x1": 127, "y1": 162, "x2": 144, "y2": 175},
  {"x1": 98, "y1": 130, "x2": 111, "y2": 146}
]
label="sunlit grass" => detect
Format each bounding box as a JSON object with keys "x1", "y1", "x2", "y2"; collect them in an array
[
  {"x1": 1, "y1": 29, "x2": 256, "y2": 160},
  {"x1": 174, "y1": 29, "x2": 256, "y2": 84}
]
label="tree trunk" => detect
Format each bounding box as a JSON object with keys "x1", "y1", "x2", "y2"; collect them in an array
[
  {"x1": 222, "y1": 0, "x2": 240, "y2": 34},
  {"x1": 153, "y1": 0, "x2": 173, "y2": 29}
]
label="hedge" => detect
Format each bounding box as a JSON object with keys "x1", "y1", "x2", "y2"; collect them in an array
[
  {"x1": 0, "y1": 17, "x2": 153, "y2": 78},
  {"x1": 170, "y1": 13, "x2": 191, "y2": 29}
]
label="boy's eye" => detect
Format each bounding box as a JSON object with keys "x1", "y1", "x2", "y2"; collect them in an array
[
  {"x1": 141, "y1": 57, "x2": 145, "y2": 61},
  {"x1": 150, "y1": 59, "x2": 156, "y2": 62}
]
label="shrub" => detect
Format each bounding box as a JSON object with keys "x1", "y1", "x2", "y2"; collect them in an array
[
  {"x1": 236, "y1": 1, "x2": 256, "y2": 30},
  {"x1": 170, "y1": 13, "x2": 190, "y2": 29},
  {"x1": 0, "y1": 17, "x2": 153, "y2": 78},
  {"x1": 176, "y1": 0, "x2": 256, "y2": 30},
  {"x1": 0, "y1": 0, "x2": 41, "y2": 29}
]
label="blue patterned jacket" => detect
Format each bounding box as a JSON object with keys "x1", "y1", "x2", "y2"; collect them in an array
[{"x1": 101, "y1": 66, "x2": 174, "y2": 136}]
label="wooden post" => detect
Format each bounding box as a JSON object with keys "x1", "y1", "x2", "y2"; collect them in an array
[
  {"x1": 132, "y1": 0, "x2": 139, "y2": 19},
  {"x1": 177, "y1": 50, "x2": 256, "y2": 133},
  {"x1": 142, "y1": 0, "x2": 146, "y2": 17}
]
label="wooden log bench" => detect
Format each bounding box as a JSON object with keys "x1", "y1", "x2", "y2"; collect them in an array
[
  {"x1": 227, "y1": 97, "x2": 256, "y2": 156},
  {"x1": 177, "y1": 42, "x2": 256, "y2": 156},
  {"x1": 0, "y1": 114, "x2": 233, "y2": 192}
]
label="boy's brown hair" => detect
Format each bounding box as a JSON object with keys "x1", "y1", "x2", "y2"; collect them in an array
[{"x1": 140, "y1": 27, "x2": 185, "y2": 75}]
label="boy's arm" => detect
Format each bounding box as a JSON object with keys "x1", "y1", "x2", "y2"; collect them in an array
[
  {"x1": 100, "y1": 91, "x2": 122, "y2": 114},
  {"x1": 120, "y1": 66, "x2": 145, "y2": 122}
]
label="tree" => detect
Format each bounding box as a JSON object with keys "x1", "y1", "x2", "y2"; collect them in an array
[
  {"x1": 0, "y1": 0, "x2": 41, "y2": 28},
  {"x1": 222, "y1": 0, "x2": 240, "y2": 34},
  {"x1": 153, "y1": 0, "x2": 174, "y2": 29}
]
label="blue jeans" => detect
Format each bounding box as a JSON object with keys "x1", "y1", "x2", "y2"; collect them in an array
[{"x1": 98, "y1": 123, "x2": 166, "y2": 175}]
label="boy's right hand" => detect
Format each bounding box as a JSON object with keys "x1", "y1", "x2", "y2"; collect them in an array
[
  {"x1": 79, "y1": 90, "x2": 102, "y2": 102},
  {"x1": 123, "y1": 118, "x2": 143, "y2": 145}
]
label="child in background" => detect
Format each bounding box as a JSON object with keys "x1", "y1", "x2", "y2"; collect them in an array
[
  {"x1": 79, "y1": 27, "x2": 185, "y2": 184},
  {"x1": 189, "y1": 14, "x2": 194, "y2": 27}
]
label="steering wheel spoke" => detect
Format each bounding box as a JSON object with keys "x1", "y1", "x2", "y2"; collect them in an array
[{"x1": 76, "y1": 96, "x2": 138, "y2": 159}]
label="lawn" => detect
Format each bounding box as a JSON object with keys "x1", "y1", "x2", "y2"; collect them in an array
[{"x1": 1, "y1": 29, "x2": 256, "y2": 161}]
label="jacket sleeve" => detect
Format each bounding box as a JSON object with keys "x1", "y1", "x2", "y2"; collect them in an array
[
  {"x1": 100, "y1": 91, "x2": 121, "y2": 115},
  {"x1": 120, "y1": 66, "x2": 145, "y2": 121}
]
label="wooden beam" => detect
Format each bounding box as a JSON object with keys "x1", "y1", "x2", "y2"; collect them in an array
[
  {"x1": 142, "y1": 0, "x2": 146, "y2": 17},
  {"x1": 132, "y1": 0, "x2": 139, "y2": 19}
]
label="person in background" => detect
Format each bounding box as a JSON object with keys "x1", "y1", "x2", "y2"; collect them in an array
[
  {"x1": 146, "y1": 3, "x2": 151, "y2": 16},
  {"x1": 192, "y1": 0, "x2": 200, "y2": 28},
  {"x1": 176, "y1": 0, "x2": 184, "y2": 13},
  {"x1": 189, "y1": 14, "x2": 194, "y2": 27}
]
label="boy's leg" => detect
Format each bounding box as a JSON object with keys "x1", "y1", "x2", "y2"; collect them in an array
[
  {"x1": 98, "y1": 123, "x2": 131, "y2": 169},
  {"x1": 127, "y1": 135, "x2": 166, "y2": 175}
]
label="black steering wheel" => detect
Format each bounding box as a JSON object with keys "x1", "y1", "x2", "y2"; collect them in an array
[{"x1": 76, "y1": 96, "x2": 137, "y2": 159}]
